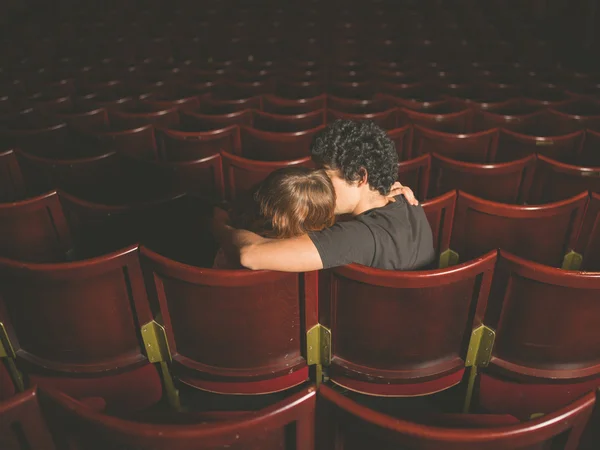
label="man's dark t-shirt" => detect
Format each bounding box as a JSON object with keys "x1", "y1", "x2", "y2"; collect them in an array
[{"x1": 308, "y1": 196, "x2": 435, "y2": 270}]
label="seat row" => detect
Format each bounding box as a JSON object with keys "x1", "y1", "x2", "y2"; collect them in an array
[
  {"x1": 2, "y1": 384, "x2": 596, "y2": 450},
  {"x1": 1, "y1": 243, "x2": 600, "y2": 429}
]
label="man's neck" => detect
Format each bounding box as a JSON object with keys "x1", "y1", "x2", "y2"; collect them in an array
[{"x1": 351, "y1": 192, "x2": 392, "y2": 216}]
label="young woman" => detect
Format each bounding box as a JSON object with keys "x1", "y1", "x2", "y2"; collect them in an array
[{"x1": 213, "y1": 166, "x2": 336, "y2": 268}]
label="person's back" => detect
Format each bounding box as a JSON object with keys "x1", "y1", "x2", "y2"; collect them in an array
[{"x1": 215, "y1": 120, "x2": 435, "y2": 273}]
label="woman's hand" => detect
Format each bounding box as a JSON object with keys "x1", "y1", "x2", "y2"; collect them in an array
[{"x1": 388, "y1": 182, "x2": 419, "y2": 206}]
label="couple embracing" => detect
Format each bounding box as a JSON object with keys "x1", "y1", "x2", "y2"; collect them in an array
[{"x1": 214, "y1": 120, "x2": 435, "y2": 272}]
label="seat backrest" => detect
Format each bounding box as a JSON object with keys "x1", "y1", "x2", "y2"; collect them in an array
[
  {"x1": 240, "y1": 125, "x2": 325, "y2": 161},
  {"x1": 318, "y1": 384, "x2": 595, "y2": 450},
  {"x1": 222, "y1": 152, "x2": 313, "y2": 201},
  {"x1": 387, "y1": 125, "x2": 414, "y2": 161},
  {"x1": 17, "y1": 150, "x2": 122, "y2": 202},
  {"x1": 109, "y1": 106, "x2": 180, "y2": 129},
  {"x1": 497, "y1": 128, "x2": 584, "y2": 164},
  {"x1": 0, "y1": 191, "x2": 72, "y2": 262},
  {"x1": 486, "y1": 251, "x2": 600, "y2": 383},
  {"x1": 157, "y1": 125, "x2": 241, "y2": 161},
  {"x1": 318, "y1": 251, "x2": 496, "y2": 395},
  {"x1": 0, "y1": 149, "x2": 26, "y2": 202},
  {"x1": 180, "y1": 109, "x2": 254, "y2": 129},
  {"x1": 422, "y1": 191, "x2": 457, "y2": 263},
  {"x1": 0, "y1": 121, "x2": 70, "y2": 157},
  {"x1": 451, "y1": 191, "x2": 588, "y2": 266},
  {"x1": 398, "y1": 154, "x2": 430, "y2": 201},
  {"x1": 40, "y1": 386, "x2": 315, "y2": 450},
  {"x1": 262, "y1": 94, "x2": 326, "y2": 115},
  {"x1": 253, "y1": 109, "x2": 325, "y2": 132},
  {"x1": 400, "y1": 107, "x2": 472, "y2": 133},
  {"x1": 528, "y1": 155, "x2": 600, "y2": 203},
  {"x1": 54, "y1": 107, "x2": 109, "y2": 132},
  {"x1": 579, "y1": 129, "x2": 600, "y2": 167},
  {"x1": 430, "y1": 153, "x2": 535, "y2": 204},
  {"x1": 140, "y1": 246, "x2": 318, "y2": 394},
  {"x1": 326, "y1": 108, "x2": 398, "y2": 130},
  {"x1": 478, "y1": 109, "x2": 545, "y2": 134},
  {"x1": 576, "y1": 192, "x2": 600, "y2": 271},
  {"x1": 0, "y1": 388, "x2": 56, "y2": 450},
  {"x1": 0, "y1": 245, "x2": 154, "y2": 376},
  {"x1": 326, "y1": 95, "x2": 391, "y2": 114},
  {"x1": 196, "y1": 95, "x2": 262, "y2": 115},
  {"x1": 412, "y1": 125, "x2": 499, "y2": 163},
  {"x1": 92, "y1": 124, "x2": 158, "y2": 160},
  {"x1": 548, "y1": 107, "x2": 600, "y2": 135}
]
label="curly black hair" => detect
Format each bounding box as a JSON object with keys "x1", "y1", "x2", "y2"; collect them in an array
[{"x1": 310, "y1": 120, "x2": 399, "y2": 195}]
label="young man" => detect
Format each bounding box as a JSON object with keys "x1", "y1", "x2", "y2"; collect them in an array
[{"x1": 215, "y1": 120, "x2": 435, "y2": 272}]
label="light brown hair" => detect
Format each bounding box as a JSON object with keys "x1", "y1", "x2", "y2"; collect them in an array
[{"x1": 231, "y1": 167, "x2": 336, "y2": 238}]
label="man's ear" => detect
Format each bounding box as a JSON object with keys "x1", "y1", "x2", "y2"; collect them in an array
[{"x1": 357, "y1": 167, "x2": 368, "y2": 186}]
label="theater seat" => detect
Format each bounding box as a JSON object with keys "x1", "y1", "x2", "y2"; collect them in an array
[
  {"x1": 422, "y1": 191, "x2": 457, "y2": 268},
  {"x1": 318, "y1": 384, "x2": 595, "y2": 450},
  {"x1": 239, "y1": 125, "x2": 324, "y2": 161},
  {"x1": 576, "y1": 192, "x2": 600, "y2": 271},
  {"x1": 398, "y1": 154, "x2": 430, "y2": 201},
  {"x1": 0, "y1": 149, "x2": 25, "y2": 202},
  {"x1": 39, "y1": 385, "x2": 316, "y2": 450},
  {"x1": 0, "y1": 245, "x2": 164, "y2": 412},
  {"x1": 140, "y1": 246, "x2": 318, "y2": 395},
  {"x1": 412, "y1": 126, "x2": 499, "y2": 163},
  {"x1": 476, "y1": 251, "x2": 600, "y2": 420},
  {"x1": 451, "y1": 191, "x2": 588, "y2": 267},
  {"x1": 157, "y1": 125, "x2": 241, "y2": 161},
  {"x1": 318, "y1": 251, "x2": 496, "y2": 396}
]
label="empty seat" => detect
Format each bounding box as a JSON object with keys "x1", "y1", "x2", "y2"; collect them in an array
[
  {"x1": 422, "y1": 191, "x2": 457, "y2": 267},
  {"x1": 253, "y1": 109, "x2": 325, "y2": 132},
  {"x1": 53, "y1": 106, "x2": 109, "y2": 131},
  {"x1": 478, "y1": 109, "x2": 545, "y2": 134},
  {"x1": 222, "y1": 152, "x2": 313, "y2": 201},
  {"x1": 109, "y1": 104, "x2": 180, "y2": 128},
  {"x1": 181, "y1": 109, "x2": 254, "y2": 129},
  {"x1": 451, "y1": 191, "x2": 588, "y2": 266},
  {"x1": 580, "y1": 129, "x2": 600, "y2": 167},
  {"x1": 477, "y1": 251, "x2": 600, "y2": 419},
  {"x1": 528, "y1": 155, "x2": 600, "y2": 203},
  {"x1": 387, "y1": 125, "x2": 414, "y2": 161},
  {"x1": 548, "y1": 101, "x2": 600, "y2": 134},
  {"x1": 195, "y1": 94, "x2": 262, "y2": 115},
  {"x1": 398, "y1": 154, "x2": 430, "y2": 201},
  {"x1": 0, "y1": 116, "x2": 71, "y2": 157},
  {"x1": 90, "y1": 124, "x2": 158, "y2": 160},
  {"x1": 262, "y1": 94, "x2": 326, "y2": 115},
  {"x1": 0, "y1": 191, "x2": 72, "y2": 262},
  {"x1": 318, "y1": 384, "x2": 595, "y2": 450},
  {"x1": 240, "y1": 125, "x2": 325, "y2": 161},
  {"x1": 318, "y1": 251, "x2": 496, "y2": 395},
  {"x1": 399, "y1": 107, "x2": 472, "y2": 133},
  {"x1": 276, "y1": 79, "x2": 325, "y2": 99},
  {"x1": 326, "y1": 95, "x2": 391, "y2": 114},
  {"x1": 430, "y1": 153, "x2": 535, "y2": 203},
  {"x1": 326, "y1": 108, "x2": 398, "y2": 130},
  {"x1": 0, "y1": 245, "x2": 163, "y2": 413},
  {"x1": 0, "y1": 388, "x2": 57, "y2": 450},
  {"x1": 140, "y1": 246, "x2": 318, "y2": 394},
  {"x1": 496, "y1": 128, "x2": 585, "y2": 164},
  {"x1": 139, "y1": 87, "x2": 201, "y2": 110},
  {"x1": 157, "y1": 125, "x2": 241, "y2": 161},
  {"x1": 17, "y1": 150, "x2": 122, "y2": 202},
  {"x1": 412, "y1": 125, "x2": 499, "y2": 163},
  {"x1": 40, "y1": 385, "x2": 316, "y2": 450},
  {"x1": 576, "y1": 192, "x2": 600, "y2": 271},
  {"x1": 0, "y1": 149, "x2": 26, "y2": 202}
]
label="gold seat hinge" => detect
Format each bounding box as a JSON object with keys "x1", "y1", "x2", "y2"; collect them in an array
[
  {"x1": 0, "y1": 322, "x2": 25, "y2": 392},
  {"x1": 562, "y1": 250, "x2": 583, "y2": 271},
  {"x1": 306, "y1": 324, "x2": 331, "y2": 367},
  {"x1": 439, "y1": 249, "x2": 459, "y2": 269}
]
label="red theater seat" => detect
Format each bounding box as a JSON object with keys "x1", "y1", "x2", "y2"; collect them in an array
[
  {"x1": 430, "y1": 153, "x2": 535, "y2": 203},
  {"x1": 0, "y1": 149, "x2": 26, "y2": 202},
  {"x1": 253, "y1": 109, "x2": 325, "y2": 132},
  {"x1": 40, "y1": 385, "x2": 316, "y2": 450},
  {"x1": 477, "y1": 251, "x2": 600, "y2": 419},
  {"x1": 422, "y1": 191, "x2": 456, "y2": 266},
  {"x1": 0, "y1": 246, "x2": 163, "y2": 413},
  {"x1": 140, "y1": 246, "x2": 318, "y2": 395},
  {"x1": 319, "y1": 384, "x2": 594, "y2": 450},
  {"x1": 399, "y1": 107, "x2": 472, "y2": 133},
  {"x1": 412, "y1": 125, "x2": 499, "y2": 163},
  {"x1": 157, "y1": 125, "x2": 241, "y2": 161},
  {"x1": 496, "y1": 128, "x2": 584, "y2": 164},
  {"x1": 579, "y1": 129, "x2": 600, "y2": 167},
  {"x1": 398, "y1": 154, "x2": 430, "y2": 201},
  {"x1": 0, "y1": 191, "x2": 72, "y2": 262},
  {"x1": 90, "y1": 124, "x2": 158, "y2": 160},
  {"x1": 0, "y1": 388, "x2": 56, "y2": 450},
  {"x1": 109, "y1": 104, "x2": 180, "y2": 128},
  {"x1": 239, "y1": 125, "x2": 324, "y2": 161},
  {"x1": 326, "y1": 108, "x2": 398, "y2": 130},
  {"x1": 222, "y1": 152, "x2": 313, "y2": 201},
  {"x1": 576, "y1": 192, "x2": 600, "y2": 271},
  {"x1": 318, "y1": 251, "x2": 496, "y2": 396},
  {"x1": 180, "y1": 109, "x2": 253, "y2": 129},
  {"x1": 195, "y1": 94, "x2": 262, "y2": 115},
  {"x1": 262, "y1": 94, "x2": 326, "y2": 115},
  {"x1": 53, "y1": 106, "x2": 109, "y2": 131},
  {"x1": 451, "y1": 191, "x2": 588, "y2": 266},
  {"x1": 387, "y1": 125, "x2": 414, "y2": 161}
]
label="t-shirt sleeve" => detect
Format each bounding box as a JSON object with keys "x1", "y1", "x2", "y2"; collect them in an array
[{"x1": 308, "y1": 221, "x2": 376, "y2": 269}]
